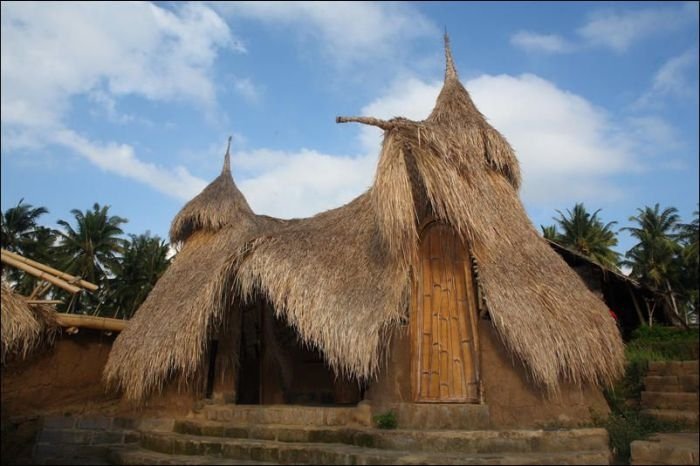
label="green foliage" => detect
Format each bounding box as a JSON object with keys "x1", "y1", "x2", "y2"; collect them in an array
[
  {"x1": 598, "y1": 325, "x2": 697, "y2": 464},
  {"x1": 56, "y1": 203, "x2": 128, "y2": 285},
  {"x1": 1, "y1": 200, "x2": 174, "y2": 319},
  {"x1": 540, "y1": 224, "x2": 558, "y2": 241},
  {"x1": 373, "y1": 410, "x2": 397, "y2": 429},
  {"x1": 591, "y1": 409, "x2": 684, "y2": 464},
  {"x1": 548, "y1": 203, "x2": 621, "y2": 269},
  {"x1": 627, "y1": 326, "x2": 699, "y2": 361},
  {"x1": 103, "y1": 232, "x2": 171, "y2": 319}
]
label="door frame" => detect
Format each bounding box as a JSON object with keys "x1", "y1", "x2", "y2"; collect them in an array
[{"x1": 410, "y1": 220, "x2": 481, "y2": 403}]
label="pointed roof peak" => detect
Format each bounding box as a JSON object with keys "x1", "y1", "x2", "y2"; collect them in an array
[
  {"x1": 222, "y1": 135, "x2": 232, "y2": 174},
  {"x1": 444, "y1": 32, "x2": 458, "y2": 82}
]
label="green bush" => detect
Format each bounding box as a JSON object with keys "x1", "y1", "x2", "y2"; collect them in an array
[
  {"x1": 598, "y1": 325, "x2": 697, "y2": 464},
  {"x1": 592, "y1": 409, "x2": 683, "y2": 464},
  {"x1": 373, "y1": 410, "x2": 397, "y2": 429},
  {"x1": 626, "y1": 326, "x2": 699, "y2": 361}
]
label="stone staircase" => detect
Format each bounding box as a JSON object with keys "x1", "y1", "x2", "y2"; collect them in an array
[
  {"x1": 31, "y1": 415, "x2": 146, "y2": 465},
  {"x1": 641, "y1": 360, "x2": 699, "y2": 428},
  {"x1": 630, "y1": 433, "x2": 699, "y2": 466},
  {"x1": 104, "y1": 404, "x2": 613, "y2": 465}
]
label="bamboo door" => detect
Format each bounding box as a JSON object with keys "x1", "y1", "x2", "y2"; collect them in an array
[{"x1": 412, "y1": 222, "x2": 479, "y2": 402}]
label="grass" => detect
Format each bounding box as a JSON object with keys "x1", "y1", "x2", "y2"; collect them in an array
[{"x1": 596, "y1": 325, "x2": 698, "y2": 464}]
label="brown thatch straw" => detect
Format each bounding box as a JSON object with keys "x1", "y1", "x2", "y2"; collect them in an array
[
  {"x1": 169, "y1": 136, "x2": 254, "y2": 244},
  {"x1": 105, "y1": 147, "x2": 275, "y2": 400},
  {"x1": 105, "y1": 35, "x2": 624, "y2": 402},
  {"x1": 1, "y1": 283, "x2": 58, "y2": 364}
]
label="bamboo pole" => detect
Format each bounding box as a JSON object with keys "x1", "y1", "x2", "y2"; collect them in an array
[
  {"x1": 54, "y1": 313, "x2": 127, "y2": 332},
  {"x1": 0, "y1": 253, "x2": 82, "y2": 294},
  {"x1": 626, "y1": 283, "x2": 646, "y2": 326},
  {"x1": 1, "y1": 249, "x2": 98, "y2": 291},
  {"x1": 26, "y1": 299, "x2": 63, "y2": 305},
  {"x1": 336, "y1": 116, "x2": 394, "y2": 130}
]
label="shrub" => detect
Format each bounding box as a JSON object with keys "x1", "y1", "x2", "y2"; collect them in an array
[
  {"x1": 597, "y1": 325, "x2": 696, "y2": 464},
  {"x1": 591, "y1": 409, "x2": 683, "y2": 464},
  {"x1": 373, "y1": 410, "x2": 397, "y2": 429}
]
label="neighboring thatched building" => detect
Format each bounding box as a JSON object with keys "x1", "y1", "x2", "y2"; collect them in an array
[
  {"x1": 105, "y1": 37, "x2": 624, "y2": 428},
  {"x1": 1, "y1": 284, "x2": 58, "y2": 365},
  {"x1": 547, "y1": 239, "x2": 663, "y2": 338}
]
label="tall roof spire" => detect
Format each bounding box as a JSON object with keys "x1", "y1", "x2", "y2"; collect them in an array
[
  {"x1": 444, "y1": 32, "x2": 458, "y2": 81},
  {"x1": 222, "y1": 135, "x2": 232, "y2": 174}
]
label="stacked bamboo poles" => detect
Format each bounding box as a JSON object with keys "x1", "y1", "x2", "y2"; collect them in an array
[{"x1": 1, "y1": 249, "x2": 124, "y2": 334}]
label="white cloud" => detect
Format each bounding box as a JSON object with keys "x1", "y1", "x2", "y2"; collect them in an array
[
  {"x1": 349, "y1": 73, "x2": 674, "y2": 207},
  {"x1": 232, "y1": 77, "x2": 262, "y2": 103},
  {"x1": 1, "y1": 2, "x2": 235, "y2": 200},
  {"x1": 358, "y1": 76, "x2": 442, "y2": 153},
  {"x1": 510, "y1": 31, "x2": 574, "y2": 54},
  {"x1": 214, "y1": 72, "x2": 671, "y2": 221},
  {"x1": 513, "y1": 3, "x2": 697, "y2": 55},
  {"x1": 1, "y1": 2, "x2": 237, "y2": 128},
  {"x1": 577, "y1": 4, "x2": 697, "y2": 52},
  {"x1": 625, "y1": 116, "x2": 680, "y2": 153},
  {"x1": 236, "y1": 149, "x2": 376, "y2": 218},
  {"x1": 636, "y1": 48, "x2": 699, "y2": 108},
  {"x1": 211, "y1": 1, "x2": 437, "y2": 64},
  {"x1": 49, "y1": 129, "x2": 207, "y2": 201}
]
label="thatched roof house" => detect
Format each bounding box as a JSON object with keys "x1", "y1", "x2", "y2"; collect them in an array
[
  {"x1": 1, "y1": 284, "x2": 57, "y2": 364},
  {"x1": 105, "y1": 38, "x2": 623, "y2": 425}
]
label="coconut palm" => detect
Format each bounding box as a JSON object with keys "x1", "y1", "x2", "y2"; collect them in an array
[
  {"x1": 540, "y1": 225, "x2": 558, "y2": 241},
  {"x1": 676, "y1": 209, "x2": 699, "y2": 323},
  {"x1": 0, "y1": 199, "x2": 49, "y2": 254},
  {"x1": 104, "y1": 233, "x2": 171, "y2": 319},
  {"x1": 55, "y1": 203, "x2": 127, "y2": 286},
  {"x1": 623, "y1": 204, "x2": 683, "y2": 325},
  {"x1": 550, "y1": 203, "x2": 620, "y2": 269},
  {"x1": 0, "y1": 200, "x2": 59, "y2": 295}
]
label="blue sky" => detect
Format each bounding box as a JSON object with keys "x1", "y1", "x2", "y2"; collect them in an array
[{"x1": 2, "y1": 1, "x2": 698, "y2": 258}]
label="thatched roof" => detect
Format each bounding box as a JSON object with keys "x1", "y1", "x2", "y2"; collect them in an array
[
  {"x1": 105, "y1": 36, "x2": 624, "y2": 402},
  {"x1": 170, "y1": 137, "x2": 254, "y2": 244},
  {"x1": 1, "y1": 283, "x2": 58, "y2": 364}
]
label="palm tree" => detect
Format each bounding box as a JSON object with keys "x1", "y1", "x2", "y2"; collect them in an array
[
  {"x1": 0, "y1": 199, "x2": 49, "y2": 254},
  {"x1": 56, "y1": 203, "x2": 127, "y2": 301},
  {"x1": 623, "y1": 204, "x2": 683, "y2": 325},
  {"x1": 540, "y1": 225, "x2": 558, "y2": 241},
  {"x1": 677, "y1": 209, "x2": 699, "y2": 261},
  {"x1": 104, "y1": 233, "x2": 171, "y2": 319},
  {"x1": 550, "y1": 203, "x2": 620, "y2": 269},
  {"x1": 676, "y1": 209, "x2": 699, "y2": 324},
  {"x1": 0, "y1": 200, "x2": 59, "y2": 295}
]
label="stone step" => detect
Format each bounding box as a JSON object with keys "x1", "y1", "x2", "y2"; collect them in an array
[
  {"x1": 32, "y1": 416, "x2": 146, "y2": 465},
  {"x1": 109, "y1": 447, "x2": 276, "y2": 465},
  {"x1": 36, "y1": 427, "x2": 141, "y2": 446},
  {"x1": 641, "y1": 391, "x2": 699, "y2": 410},
  {"x1": 42, "y1": 415, "x2": 175, "y2": 433},
  {"x1": 139, "y1": 431, "x2": 611, "y2": 465},
  {"x1": 641, "y1": 409, "x2": 699, "y2": 427},
  {"x1": 630, "y1": 433, "x2": 699, "y2": 465},
  {"x1": 200, "y1": 405, "x2": 371, "y2": 427},
  {"x1": 647, "y1": 361, "x2": 699, "y2": 377},
  {"x1": 389, "y1": 402, "x2": 491, "y2": 430},
  {"x1": 644, "y1": 375, "x2": 699, "y2": 393},
  {"x1": 174, "y1": 419, "x2": 609, "y2": 455}
]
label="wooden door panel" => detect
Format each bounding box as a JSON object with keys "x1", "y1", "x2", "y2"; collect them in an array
[{"x1": 413, "y1": 223, "x2": 479, "y2": 403}]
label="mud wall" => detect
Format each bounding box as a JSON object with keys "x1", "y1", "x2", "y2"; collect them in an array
[{"x1": 365, "y1": 319, "x2": 610, "y2": 428}]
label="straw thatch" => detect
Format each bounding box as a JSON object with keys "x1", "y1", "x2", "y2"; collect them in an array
[
  {"x1": 1, "y1": 283, "x2": 58, "y2": 364},
  {"x1": 170, "y1": 137, "x2": 254, "y2": 245},
  {"x1": 105, "y1": 36, "x2": 624, "y2": 402}
]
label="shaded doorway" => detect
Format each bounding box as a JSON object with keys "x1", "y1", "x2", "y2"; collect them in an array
[{"x1": 236, "y1": 298, "x2": 362, "y2": 406}]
